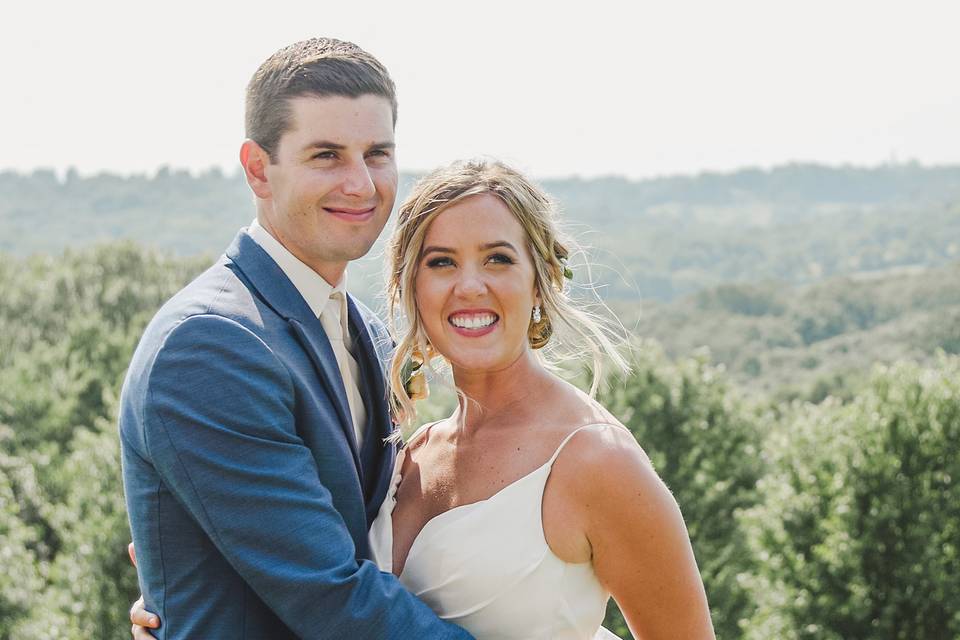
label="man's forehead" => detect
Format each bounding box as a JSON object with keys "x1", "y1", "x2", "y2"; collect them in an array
[{"x1": 285, "y1": 94, "x2": 395, "y2": 141}]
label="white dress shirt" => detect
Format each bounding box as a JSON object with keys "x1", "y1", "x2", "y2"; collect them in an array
[{"x1": 247, "y1": 219, "x2": 367, "y2": 450}]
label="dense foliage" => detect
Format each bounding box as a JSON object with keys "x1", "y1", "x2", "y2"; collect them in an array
[
  {"x1": 739, "y1": 358, "x2": 960, "y2": 639},
  {"x1": 632, "y1": 262, "x2": 960, "y2": 398},
  {"x1": 1, "y1": 243, "x2": 957, "y2": 639},
  {"x1": 0, "y1": 246, "x2": 207, "y2": 638}
]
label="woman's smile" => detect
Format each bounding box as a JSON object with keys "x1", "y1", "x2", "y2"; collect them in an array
[{"x1": 448, "y1": 309, "x2": 500, "y2": 336}]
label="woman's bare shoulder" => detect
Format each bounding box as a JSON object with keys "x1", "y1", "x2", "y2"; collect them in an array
[
  {"x1": 543, "y1": 380, "x2": 646, "y2": 459},
  {"x1": 555, "y1": 420, "x2": 653, "y2": 475},
  {"x1": 544, "y1": 394, "x2": 663, "y2": 522}
]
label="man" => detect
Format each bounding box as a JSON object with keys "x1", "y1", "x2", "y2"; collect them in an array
[{"x1": 120, "y1": 38, "x2": 473, "y2": 639}]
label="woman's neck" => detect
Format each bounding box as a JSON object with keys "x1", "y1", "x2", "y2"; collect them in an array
[{"x1": 449, "y1": 350, "x2": 555, "y2": 437}]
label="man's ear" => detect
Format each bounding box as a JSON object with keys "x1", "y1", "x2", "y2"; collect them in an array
[{"x1": 240, "y1": 140, "x2": 272, "y2": 200}]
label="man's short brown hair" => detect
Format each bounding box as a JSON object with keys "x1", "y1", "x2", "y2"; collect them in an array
[{"x1": 245, "y1": 38, "x2": 397, "y2": 161}]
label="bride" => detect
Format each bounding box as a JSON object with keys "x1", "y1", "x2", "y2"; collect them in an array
[{"x1": 131, "y1": 160, "x2": 715, "y2": 639}]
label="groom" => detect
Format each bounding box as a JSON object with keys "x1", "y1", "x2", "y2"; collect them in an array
[{"x1": 120, "y1": 39, "x2": 472, "y2": 639}]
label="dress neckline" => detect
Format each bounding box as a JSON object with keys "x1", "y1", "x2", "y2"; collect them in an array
[{"x1": 392, "y1": 422, "x2": 617, "y2": 577}]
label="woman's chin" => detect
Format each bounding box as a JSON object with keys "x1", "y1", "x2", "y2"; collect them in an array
[{"x1": 446, "y1": 349, "x2": 531, "y2": 379}]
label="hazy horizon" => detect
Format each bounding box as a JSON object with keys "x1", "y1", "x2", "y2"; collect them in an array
[{"x1": 10, "y1": 158, "x2": 960, "y2": 185}]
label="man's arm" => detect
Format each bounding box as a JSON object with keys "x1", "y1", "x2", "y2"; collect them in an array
[{"x1": 142, "y1": 314, "x2": 470, "y2": 639}]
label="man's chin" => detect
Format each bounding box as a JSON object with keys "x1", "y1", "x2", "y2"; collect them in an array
[{"x1": 329, "y1": 239, "x2": 382, "y2": 263}]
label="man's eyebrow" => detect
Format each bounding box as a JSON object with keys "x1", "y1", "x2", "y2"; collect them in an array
[
  {"x1": 304, "y1": 140, "x2": 346, "y2": 151},
  {"x1": 303, "y1": 141, "x2": 396, "y2": 151}
]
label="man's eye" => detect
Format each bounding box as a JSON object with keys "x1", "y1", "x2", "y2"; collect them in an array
[
  {"x1": 313, "y1": 151, "x2": 337, "y2": 160},
  {"x1": 368, "y1": 149, "x2": 390, "y2": 157}
]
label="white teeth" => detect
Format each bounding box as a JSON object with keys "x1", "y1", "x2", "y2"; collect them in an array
[{"x1": 451, "y1": 313, "x2": 496, "y2": 329}]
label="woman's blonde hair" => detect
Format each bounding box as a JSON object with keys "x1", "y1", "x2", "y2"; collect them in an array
[{"x1": 386, "y1": 159, "x2": 628, "y2": 426}]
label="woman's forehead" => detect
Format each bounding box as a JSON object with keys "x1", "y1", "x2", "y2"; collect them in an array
[{"x1": 424, "y1": 194, "x2": 525, "y2": 243}]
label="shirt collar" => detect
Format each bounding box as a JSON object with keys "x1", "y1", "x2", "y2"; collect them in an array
[{"x1": 247, "y1": 218, "x2": 346, "y2": 320}]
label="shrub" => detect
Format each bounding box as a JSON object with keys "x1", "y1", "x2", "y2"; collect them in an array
[{"x1": 740, "y1": 355, "x2": 960, "y2": 639}]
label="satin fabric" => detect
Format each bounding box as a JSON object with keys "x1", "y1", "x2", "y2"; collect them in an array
[{"x1": 370, "y1": 424, "x2": 620, "y2": 640}]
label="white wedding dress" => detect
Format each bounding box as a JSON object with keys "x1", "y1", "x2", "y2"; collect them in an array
[{"x1": 369, "y1": 424, "x2": 621, "y2": 639}]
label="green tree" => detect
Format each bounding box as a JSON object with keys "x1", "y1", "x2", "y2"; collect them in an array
[
  {"x1": 0, "y1": 427, "x2": 46, "y2": 638},
  {"x1": 599, "y1": 342, "x2": 765, "y2": 638},
  {"x1": 740, "y1": 355, "x2": 960, "y2": 639},
  {"x1": 9, "y1": 419, "x2": 138, "y2": 639},
  {"x1": 0, "y1": 244, "x2": 204, "y2": 639}
]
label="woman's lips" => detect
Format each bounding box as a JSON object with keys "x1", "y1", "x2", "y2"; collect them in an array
[{"x1": 448, "y1": 311, "x2": 500, "y2": 337}]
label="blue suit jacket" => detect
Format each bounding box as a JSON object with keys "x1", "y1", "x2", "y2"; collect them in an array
[{"x1": 119, "y1": 231, "x2": 472, "y2": 639}]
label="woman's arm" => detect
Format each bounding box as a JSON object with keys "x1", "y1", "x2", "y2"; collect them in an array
[
  {"x1": 575, "y1": 426, "x2": 716, "y2": 639},
  {"x1": 130, "y1": 595, "x2": 160, "y2": 639},
  {"x1": 126, "y1": 543, "x2": 160, "y2": 638}
]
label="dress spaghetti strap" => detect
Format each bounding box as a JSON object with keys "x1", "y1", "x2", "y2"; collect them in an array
[{"x1": 545, "y1": 422, "x2": 632, "y2": 468}]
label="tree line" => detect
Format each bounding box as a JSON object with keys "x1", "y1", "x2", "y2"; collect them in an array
[{"x1": 3, "y1": 164, "x2": 959, "y2": 302}]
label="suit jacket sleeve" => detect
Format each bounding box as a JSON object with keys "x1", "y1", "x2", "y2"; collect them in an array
[{"x1": 142, "y1": 313, "x2": 472, "y2": 640}]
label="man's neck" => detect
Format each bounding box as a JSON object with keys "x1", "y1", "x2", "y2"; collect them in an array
[{"x1": 254, "y1": 215, "x2": 346, "y2": 287}]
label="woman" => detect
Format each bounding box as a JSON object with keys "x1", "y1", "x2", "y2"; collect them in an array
[{"x1": 131, "y1": 160, "x2": 715, "y2": 639}]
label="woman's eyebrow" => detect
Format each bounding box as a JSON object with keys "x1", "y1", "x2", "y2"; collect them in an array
[
  {"x1": 421, "y1": 241, "x2": 518, "y2": 256},
  {"x1": 480, "y1": 241, "x2": 518, "y2": 252},
  {"x1": 421, "y1": 245, "x2": 454, "y2": 256}
]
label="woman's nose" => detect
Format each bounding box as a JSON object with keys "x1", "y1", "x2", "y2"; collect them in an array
[{"x1": 454, "y1": 268, "x2": 487, "y2": 297}]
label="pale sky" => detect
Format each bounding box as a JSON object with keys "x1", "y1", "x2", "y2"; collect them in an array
[{"x1": 3, "y1": 0, "x2": 958, "y2": 180}]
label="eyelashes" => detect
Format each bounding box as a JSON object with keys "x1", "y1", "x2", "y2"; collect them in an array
[
  {"x1": 426, "y1": 256, "x2": 453, "y2": 268},
  {"x1": 424, "y1": 253, "x2": 516, "y2": 269}
]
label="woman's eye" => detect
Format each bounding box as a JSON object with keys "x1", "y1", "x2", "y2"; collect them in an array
[
  {"x1": 426, "y1": 257, "x2": 453, "y2": 268},
  {"x1": 488, "y1": 253, "x2": 515, "y2": 265}
]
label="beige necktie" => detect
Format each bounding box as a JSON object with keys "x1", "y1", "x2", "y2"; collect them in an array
[{"x1": 320, "y1": 291, "x2": 367, "y2": 450}]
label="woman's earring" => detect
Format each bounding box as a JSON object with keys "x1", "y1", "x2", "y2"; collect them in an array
[
  {"x1": 403, "y1": 346, "x2": 430, "y2": 401},
  {"x1": 528, "y1": 305, "x2": 552, "y2": 349}
]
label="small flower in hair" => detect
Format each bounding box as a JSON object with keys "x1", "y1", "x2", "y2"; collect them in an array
[{"x1": 560, "y1": 256, "x2": 573, "y2": 281}]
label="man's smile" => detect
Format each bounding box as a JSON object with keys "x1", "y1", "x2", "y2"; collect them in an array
[{"x1": 323, "y1": 205, "x2": 377, "y2": 222}]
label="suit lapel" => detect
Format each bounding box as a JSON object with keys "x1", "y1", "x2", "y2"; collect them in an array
[
  {"x1": 226, "y1": 231, "x2": 361, "y2": 474},
  {"x1": 288, "y1": 318, "x2": 361, "y2": 473},
  {"x1": 346, "y1": 297, "x2": 392, "y2": 443},
  {"x1": 346, "y1": 295, "x2": 398, "y2": 526}
]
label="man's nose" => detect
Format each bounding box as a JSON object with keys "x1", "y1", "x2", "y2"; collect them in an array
[{"x1": 340, "y1": 159, "x2": 376, "y2": 199}]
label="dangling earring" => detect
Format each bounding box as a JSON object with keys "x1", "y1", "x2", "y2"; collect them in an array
[
  {"x1": 403, "y1": 345, "x2": 430, "y2": 401},
  {"x1": 528, "y1": 304, "x2": 552, "y2": 349}
]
